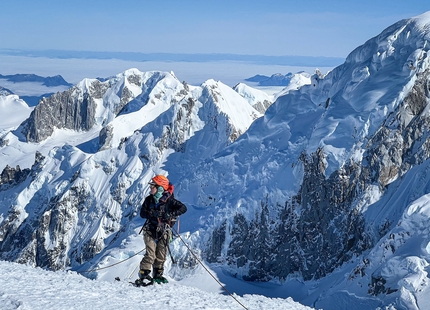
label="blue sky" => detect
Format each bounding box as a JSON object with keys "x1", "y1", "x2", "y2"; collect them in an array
[{"x1": 1, "y1": 0, "x2": 429, "y2": 58}]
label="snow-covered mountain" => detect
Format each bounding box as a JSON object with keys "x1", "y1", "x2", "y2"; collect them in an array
[
  {"x1": 0, "y1": 94, "x2": 33, "y2": 137},
  {"x1": 3, "y1": 10, "x2": 430, "y2": 310},
  {"x1": 233, "y1": 82, "x2": 273, "y2": 113},
  {"x1": 245, "y1": 71, "x2": 311, "y2": 87},
  {"x1": 0, "y1": 67, "x2": 285, "y2": 307},
  {"x1": 178, "y1": 11, "x2": 430, "y2": 309},
  {"x1": 0, "y1": 68, "x2": 265, "y2": 272}
]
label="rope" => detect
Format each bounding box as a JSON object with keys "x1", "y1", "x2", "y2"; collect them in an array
[
  {"x1": 127, "y1": 264, "x2": 139, "y2": 280},
  {"x1": 77, "y1": 248, "x2": 145, "y2": 273},
  {"x1": 172, "y1": 227, "x2": 249, "y2": 310}
]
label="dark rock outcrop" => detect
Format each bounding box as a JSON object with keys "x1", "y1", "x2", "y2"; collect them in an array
[
  {"x1": 0, "y1": 165, "x2": 30, "y2": 190},
  {"x1": 22, "y1": 87, "x2": 97, "y2": 142}
]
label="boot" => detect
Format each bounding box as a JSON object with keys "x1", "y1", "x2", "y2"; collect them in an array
[
  {"x1": 139, "y1": 269, "x2": 152, "y2": 279},
  {"x1": 135, "y1": 269, "x2": 153, "y2": 286},
  {"x1": 153, "y1": 268, "x2": 168, "y2": 284}
]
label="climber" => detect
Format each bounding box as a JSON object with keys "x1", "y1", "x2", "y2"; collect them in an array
[{"x1": 136, "y1": 174, "x2": 187, "y2": 286}]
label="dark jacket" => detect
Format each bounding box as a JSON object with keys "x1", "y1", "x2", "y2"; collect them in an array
[{"x1": 140, "y1": 191, "x2": 187, "y2": 234}]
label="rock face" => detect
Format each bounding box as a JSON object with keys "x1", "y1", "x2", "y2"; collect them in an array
[
  {"x1": 205, "y1": 148, "x2": 370, "y2": 281},
  {"x1": 23, "y1": 80, "x2": 105, "y2": 142},
  {"x1": 22, "y1": 88, "x2": 97, "y2": 142},
  {"x1": 20, "y1": 71, "x2": 146, "y2": 143},
  {"x1": 0, "y1": 165, "x2": 30, "y2": 190}
]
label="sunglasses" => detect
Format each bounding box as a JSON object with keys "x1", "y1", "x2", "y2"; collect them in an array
[{"x1": 149, "y1": 183, "x2": 158, "y2": 188}]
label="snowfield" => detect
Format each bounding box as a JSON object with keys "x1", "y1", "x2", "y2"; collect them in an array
[{"x1": 0, "y1": 260, "x2": 313, "y2": 310}]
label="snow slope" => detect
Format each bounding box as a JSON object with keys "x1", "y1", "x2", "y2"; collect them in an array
[
  {"x1": 0, "y1": 95, "x2": 33, "y2": 135},
  {"x1": 0, "y1": 260, "x2": 313, "y2": 310}
]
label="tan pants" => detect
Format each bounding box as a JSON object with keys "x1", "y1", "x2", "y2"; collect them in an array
[{"x1": 139, "y1": 230, "x2": 169, "y2": 271}]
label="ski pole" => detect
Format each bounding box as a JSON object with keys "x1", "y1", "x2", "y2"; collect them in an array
[
  {"x1": 167, "y1": 243, "x2": 176, "y2": 264},
  {"x1": 165, "y1": 231, "x2": 176, "y2": 264}
]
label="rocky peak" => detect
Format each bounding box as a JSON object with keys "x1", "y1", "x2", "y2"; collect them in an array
[
  {"x1": 21, "y1": 86, "x2": 98, "y2": 142},
  {"x1": 0, "y1": 165, "x2": 30, "y2": 190}
]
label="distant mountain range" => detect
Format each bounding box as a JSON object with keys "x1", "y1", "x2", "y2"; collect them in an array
[
  {"x1": 0, "y1": 73, "x2": 72, "y2": 87},
  {"x1": 246, "y1": 72, "x2": 310, "y2": 86},
  {"x1": 0, "y1": 74, "x2": 73, "y2": 106}
]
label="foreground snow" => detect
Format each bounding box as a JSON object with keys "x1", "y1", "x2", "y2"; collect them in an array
[{"x1": 0, "y1": 260, "x2": 313, "y2": 310}]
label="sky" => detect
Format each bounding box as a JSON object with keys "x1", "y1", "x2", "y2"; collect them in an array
[{"x1": 1, "y1": 0, "x2": 429, "y2": 58}]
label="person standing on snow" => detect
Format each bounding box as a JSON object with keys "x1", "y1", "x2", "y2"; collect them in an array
[{"x1": 136, "y1": 175, "x2": 187, "y2": 286}]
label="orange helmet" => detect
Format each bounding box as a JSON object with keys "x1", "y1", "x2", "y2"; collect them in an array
[{"x1": 151, "y1": 175, "x2": 169, "y2": 190}]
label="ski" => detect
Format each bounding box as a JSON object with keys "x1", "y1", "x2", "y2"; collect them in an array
[
  {"x1": 115, "y1": 276, "x2": 154, "y2": 287},
  {"x1": 116, "y1": 276, "x2": 168, "y2": 286},
  {"x1": 131, "y1": 278, "x2": 154, "y2": 287}
]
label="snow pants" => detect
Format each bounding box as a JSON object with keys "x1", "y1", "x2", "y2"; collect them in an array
[{"x1": 140, "y1": 229, "x2": 169, "y2": 271}]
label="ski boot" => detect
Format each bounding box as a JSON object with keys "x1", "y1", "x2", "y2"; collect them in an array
[
  {"x1": 153, "y1": 268, "x2": 168, "y2": 284},
  {"x1": 135, "y1": 269, "x2": 153, "y2": 287}
]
